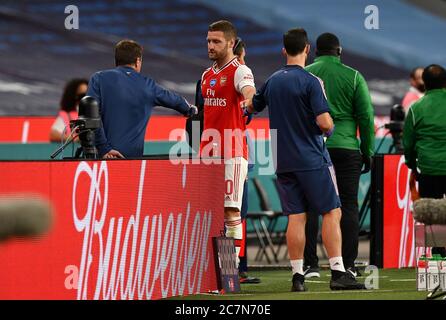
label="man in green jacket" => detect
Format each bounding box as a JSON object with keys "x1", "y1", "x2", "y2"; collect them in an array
[
  {"x1": 303, "y1": 33, "x2": 375, "y2": 278},
  {"x1": 403, "y1": 64, "x2": 446, "y2": 257}
]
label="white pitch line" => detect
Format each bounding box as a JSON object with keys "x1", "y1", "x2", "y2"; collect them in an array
[
  {"x1": 290, "y1": 289, "x2": 397, "y2": 295},
  {"x1": 215, "y1": 294, "x2": 255, "y2": 297},
  {"x1": 389, "y1": 279, "x2": 416, "y2": 282},
  {"x1": 200, "y1": 293, "x2": 255, "y2": 296},
  {"x1": 324, "y1": 274, "x2": 389, "y2": 279}
]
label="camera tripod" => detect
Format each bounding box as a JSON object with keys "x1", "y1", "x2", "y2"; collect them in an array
[{"x1": 50, "y1": 128, "x2": 98, "y2": 159}]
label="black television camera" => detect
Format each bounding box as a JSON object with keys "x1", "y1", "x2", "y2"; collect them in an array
[
  {"x1": 384, "y1": 104, "x2": 405, "y2": 154},
  {"x1": 50, "y1": 96, "x2": 101, "y2": 159},
  {"x1": 70, "y1": 96, "x2": 101, "y2": 158}
]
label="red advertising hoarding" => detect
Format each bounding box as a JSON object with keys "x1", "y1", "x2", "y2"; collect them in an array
[
  {"x1": 0, "y1": 159, "x2": 224, "y2": 299},
  {"x1": 0, "y1": 116, "x2": 272, "y2": 142},
  {"x1": 0, "y1": 115, "x2": 391, "y2": 143},
  {"x1": 383, "y1": 155, "x2": 418, "y2": 268}
]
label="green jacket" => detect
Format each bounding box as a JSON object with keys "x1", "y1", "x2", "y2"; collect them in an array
[
  {"x1": 403, "y1": 89, "x2": 446, "y2": 175},
  {"x1": 305, "y1": 56, "x2": 375, "y2": 157}
]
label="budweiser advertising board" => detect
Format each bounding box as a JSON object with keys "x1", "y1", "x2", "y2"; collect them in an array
[
  {"x1": 383, "y1": 155, "x2": 418, "y2": 268},
  {"x1": 0, "y1": 159, "x2": 224, "y2": 299}
]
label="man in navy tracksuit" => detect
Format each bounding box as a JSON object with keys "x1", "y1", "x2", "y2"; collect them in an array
[
  {"x1": 244, "y1": 28, "x2": 365, "y2": 292},
  {"x1": 87, "y1": 39, "x2": 196, "y2": 158}
]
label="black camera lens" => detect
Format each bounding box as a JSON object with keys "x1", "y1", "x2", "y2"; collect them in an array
[{"x1": 78, "y1": 96, "x2": 99, "y2": 119}]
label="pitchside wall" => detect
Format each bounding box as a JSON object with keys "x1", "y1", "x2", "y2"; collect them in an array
[{"x1": 0, "y1": 159, "x2": 224, "y2": 299}]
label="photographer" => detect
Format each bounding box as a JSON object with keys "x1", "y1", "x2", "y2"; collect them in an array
[
  {"x1": 49, "y1": 78, "x2": 88, "y2": 142},
  {"x1": 402, "y1": 67, "x2": 425, "y2": 111},
  {"x1": 403, "y1": 64, "x2": 446, "y2": 257},
  {"x1": 87, "y1": 39, "x2": 197, "y2": 159}
]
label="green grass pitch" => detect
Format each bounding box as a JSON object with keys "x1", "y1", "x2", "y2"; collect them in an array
[{"x1": 181, "y1": 268, "x2": 431, "y2": 300}]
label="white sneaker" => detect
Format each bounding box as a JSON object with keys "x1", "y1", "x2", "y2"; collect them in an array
[{"x1": 304, "y1": 266, "x2": 320, "y2": 279}]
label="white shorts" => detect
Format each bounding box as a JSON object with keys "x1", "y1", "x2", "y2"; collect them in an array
[{"x1": 224, "y1": 157, "x2": 248, "y2": 211}]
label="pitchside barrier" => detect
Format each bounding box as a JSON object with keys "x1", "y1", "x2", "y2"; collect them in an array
[
  {"x1": 371, "y1": 154, "x2": 423, "y2": 269},
  {"x1": 0, "y1": 159, "x2": 224, "y2": 299},
  {"x1": 2, "y1": 138, "x2": 403, "y2": 269},
  {"x1": 0, "y1": 139, "x2": 391, "y2": 232},
  {"x1": 0, "y1": 115, "x2": 391, "y2": 239}
]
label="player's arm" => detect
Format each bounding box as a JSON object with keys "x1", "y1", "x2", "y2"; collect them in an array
[
  {"x1": 235, "y1": 65, "x2": 259, "y2": 116},
  {"x1": 235, "y1": 65, "x2": 255, "y2": 97},
  {"x1": 245, "y1": 81, "x2": 266, "y2": 114},
  {"x1": 309, "y1": 77, "x2": 334, "y2": 136},
  {"x1": 152, "y1": 80, "x2": 196, "y2": 117},
  {"x1": 241, "y1": 85, "x2": 256, "y2": 100}
]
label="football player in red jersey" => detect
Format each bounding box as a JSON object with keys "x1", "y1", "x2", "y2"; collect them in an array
[{"x1": 201, "y1": 20, "x2": 256, "y2": 267}]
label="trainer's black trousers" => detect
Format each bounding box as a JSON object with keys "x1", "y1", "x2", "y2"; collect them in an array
[
  {"x1": 418, "y1": 174, "x2": 446, "y2": 257},
  {"x1": 304, "y1": 148, "x2": 362, "y2": 269}
]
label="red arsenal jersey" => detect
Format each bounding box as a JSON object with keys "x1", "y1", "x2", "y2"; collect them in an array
[{"x1": 200, "y1": 57, "x2": 255, "y2": 159}]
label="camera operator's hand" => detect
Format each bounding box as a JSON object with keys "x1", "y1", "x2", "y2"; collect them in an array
[
  {"x1": 361, "y1": 154, "x2": 372, "y2": 174},
  {"x1": 103, "y1": 149, "x2": 125, "y2": 159}
]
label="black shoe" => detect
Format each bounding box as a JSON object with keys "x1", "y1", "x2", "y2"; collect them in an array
[
  {"x1": 330, "y1": 271, "x2": 366, "y2": 290},
  {"x1": 291, "y1": 273, "x2": 307, "y2": 292},
  {"x1": 346, "y1": 267, "x2": 358, "y2": 278},
  {"x1": 239, "y1": 272, "x2": 261, "y2": 284},
  {"x1": 304, "y1": 266, "x2": 320, "y2": 279}
]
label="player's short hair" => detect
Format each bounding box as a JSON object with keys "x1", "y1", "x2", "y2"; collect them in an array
[
  {"x1": 422, "y1": 64, "x2": 446, "y2": 91},
  {"x1": 233, "y1": 37, "x2": 245, "y2": 57},
  {"x1": 283, "y1": 28, "x2": 309, "y2": 56},
  {"x1": 208, "y1": 20, "x2": 237, "y2": 41},
  {"x1": 115, "y1": 39, "x2": 143, "y2": 67}
]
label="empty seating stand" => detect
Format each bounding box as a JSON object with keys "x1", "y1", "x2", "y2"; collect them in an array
[{"x1": 247, "y1": 177, "x2": 285, "y2": 264}]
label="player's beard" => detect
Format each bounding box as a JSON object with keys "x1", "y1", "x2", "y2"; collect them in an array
[{"x1": 208, "y1": 44, "x2": 229, "y2": 62}]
